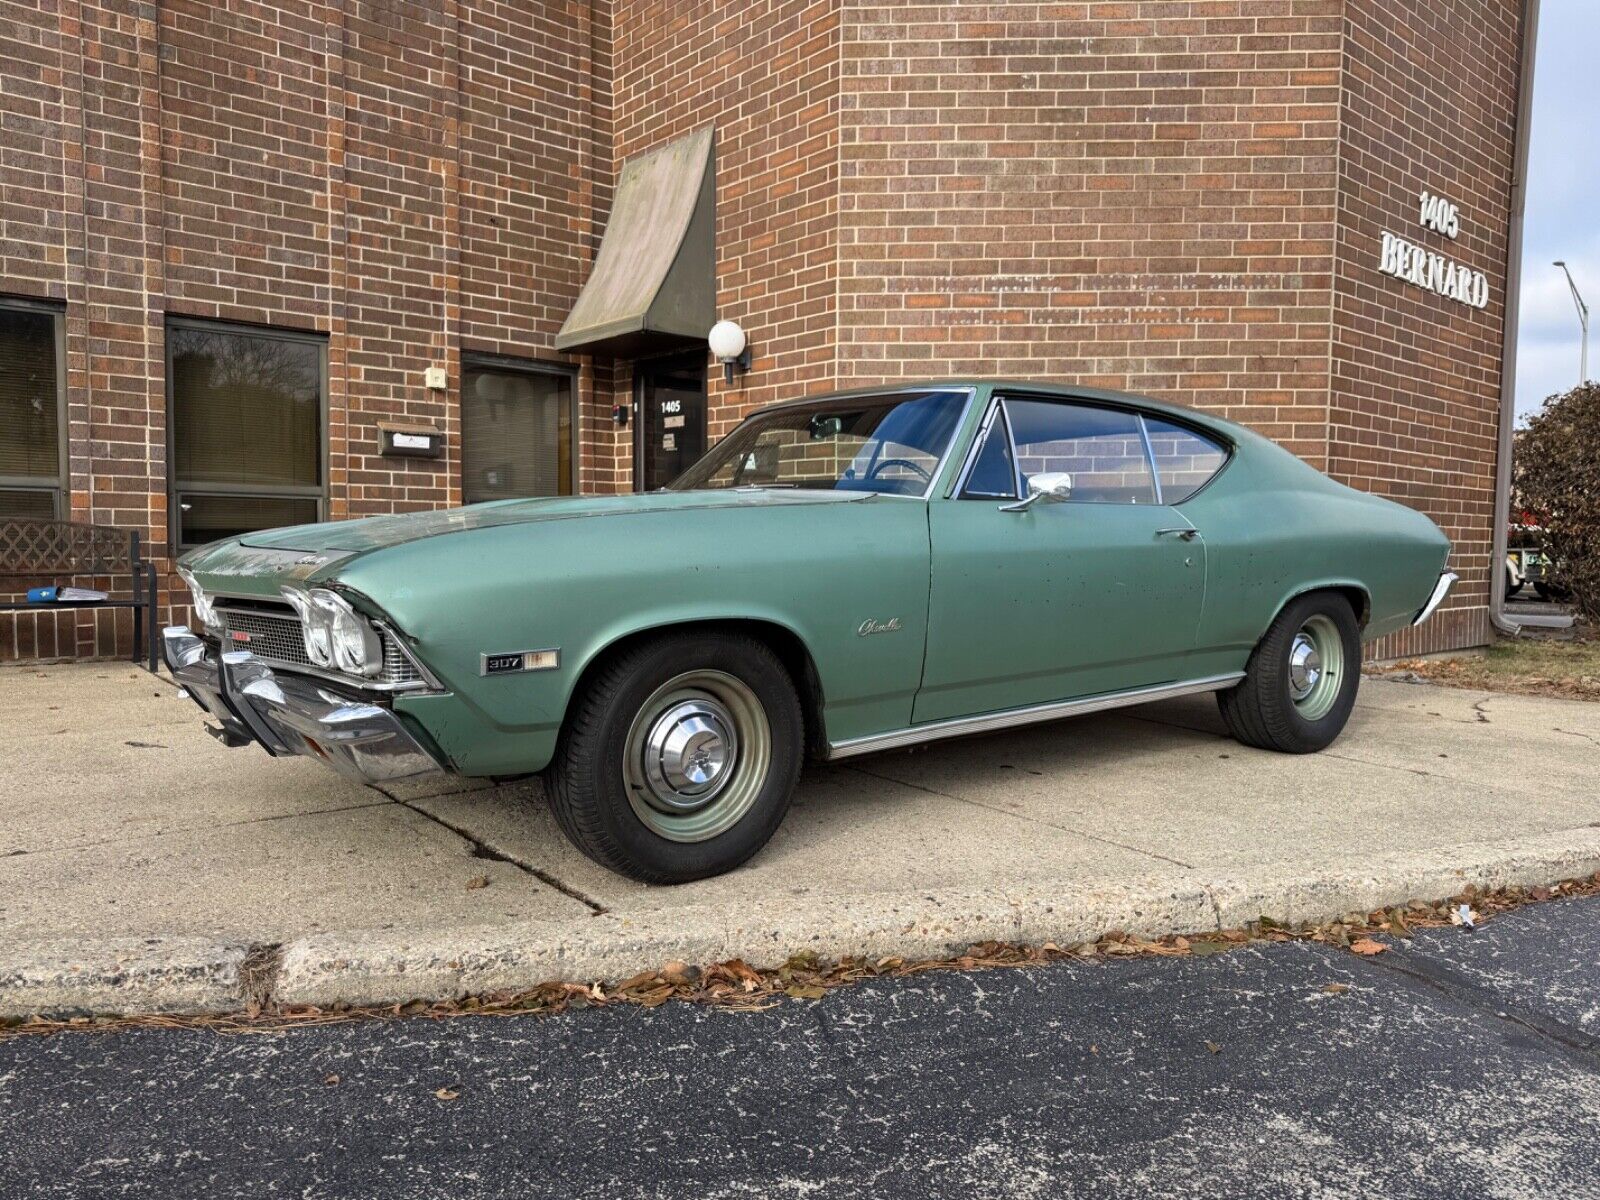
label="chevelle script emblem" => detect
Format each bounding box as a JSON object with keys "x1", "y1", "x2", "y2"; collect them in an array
[{"x1": 857, "y1": 617, "x2": 903, "y2": 637}]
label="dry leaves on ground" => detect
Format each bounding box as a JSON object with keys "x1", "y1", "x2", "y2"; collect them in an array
[{"x1": 7, "y1": 873, "x2": 1599, "y2": 1042}]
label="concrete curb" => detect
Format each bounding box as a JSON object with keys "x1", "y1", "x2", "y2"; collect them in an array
[
  {"x1": 7, "y1": 827, "x2": 1600, "y2": 1019},
  {"x1": 0, "y1": 936, "x2": 249, "y2": 1018}
]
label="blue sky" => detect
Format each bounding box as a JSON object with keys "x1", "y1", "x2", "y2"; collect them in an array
[{"x1": 1516, "y1": 0, "x2": 1597, "y2": 418}]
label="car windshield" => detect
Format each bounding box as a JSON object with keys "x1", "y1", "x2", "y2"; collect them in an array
[{"x1": 669, "y1": 389, "x2": 969, "y2": 496}]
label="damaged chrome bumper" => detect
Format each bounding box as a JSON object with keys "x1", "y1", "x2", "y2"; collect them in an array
[
  {"x1": 1412, "y1": 571, "x2": 1459, "y2": 626},
  {"x1": 162, "y1": 626, "x2": 445, "y2": 785}
]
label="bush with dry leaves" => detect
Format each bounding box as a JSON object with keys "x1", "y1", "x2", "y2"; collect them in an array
[{"x1": 1515, "y1": 381, "x2": 1600, "y2": 623}]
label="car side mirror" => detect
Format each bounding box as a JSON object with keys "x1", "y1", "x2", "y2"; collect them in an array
[{"x1": 1001, "y1": 472, "x2": 1072, "y2": 513}]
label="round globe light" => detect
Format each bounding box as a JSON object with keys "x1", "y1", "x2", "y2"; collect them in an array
[{"x1": 708, "y1": 320, "x2": 747, "y2": 363}]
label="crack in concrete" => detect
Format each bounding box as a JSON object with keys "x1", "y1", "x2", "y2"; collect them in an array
[
  {"x1": 844, "y1": 764, "x2": 1197, "y2": 870},
  {"x1": 237, "y1": 943, "x2": 283, "y2": 1011},
  {"x1": 372, "y1": 785, "x2": 609, "y2": 915},
  {"x1": 1554, "y1": 727, "x2": 1600, "y2": 748}
]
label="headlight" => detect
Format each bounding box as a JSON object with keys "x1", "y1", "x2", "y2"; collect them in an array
[
  {"x1": 280, "y1": 586, "x2": 382, "y2": 677},
  {"x1": 177, "y1": 567, "x2": 218, "y2": 634},
  {"x1": 279, "y1": 587, "x2": 333, "y2": 668}
]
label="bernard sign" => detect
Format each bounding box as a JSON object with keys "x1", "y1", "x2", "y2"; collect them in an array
[{"x1": 1377, "y1": 190, "x2": 1488, "y2": 310}]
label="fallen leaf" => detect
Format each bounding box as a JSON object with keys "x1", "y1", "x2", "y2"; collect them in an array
[
  {"x1": 1349, "y1": 938, "x2": 1388, "y2": 956},
  {"x1": 434, "y1": 1087, "x2": 459, "y2": 1102},
  {"x1": 1204, "y1": 1040, "x2": 1222, "y2": 1055},
  {"x1": 784, "y1": 984, "x2": 827, "y2": 1001},
  {"x1": 1322, "y1": 983, "x2": 1351, "y2": 995},
  {"x1": 1187, "y1": 941, "x2": 1229, "y2": 957},
  {"x1": 324, "y1": 1073, "x2": 341, "y2": 1086},
  {"x1": 465, "y1": 875, "x2": 489, "y2": 891}
]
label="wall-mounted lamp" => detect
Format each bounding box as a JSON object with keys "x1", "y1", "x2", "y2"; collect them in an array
[{"x1": 708, "y1": 320, "x2": 751, "y2": 385}]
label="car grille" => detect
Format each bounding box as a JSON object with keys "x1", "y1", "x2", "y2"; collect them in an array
[{"x1": 217, "y1": 606, "x2": 424, "y2": 688}]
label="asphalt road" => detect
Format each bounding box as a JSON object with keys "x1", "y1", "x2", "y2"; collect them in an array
[{"x1": 3, "y1": 898, "x2": 1599, "y2": 1199}]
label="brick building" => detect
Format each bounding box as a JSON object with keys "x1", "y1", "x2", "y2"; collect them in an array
[{"x1": 0, "y1": 0, "x2": 1530, "y2": 662}]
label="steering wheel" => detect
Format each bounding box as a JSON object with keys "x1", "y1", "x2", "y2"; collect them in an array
[{"x1": 866, "y1": 457, "x2": 933, "y2": 485}]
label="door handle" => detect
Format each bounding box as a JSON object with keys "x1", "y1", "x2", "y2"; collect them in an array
[{"x1": 1155, "y1": 527, "x2": 1200, "y2": 541}]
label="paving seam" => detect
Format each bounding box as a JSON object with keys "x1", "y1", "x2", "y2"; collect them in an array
[{"x1": 371, "y1": 785, "x2": 608, "y2": 915}]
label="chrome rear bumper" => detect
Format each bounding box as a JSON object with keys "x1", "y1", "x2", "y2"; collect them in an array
[
  {"x1": 1412, "y1": 571, "x2": 1459, "y2": 626},
  {"x1": 162, "y1": 626, "x2": 445, "y2": 785}
]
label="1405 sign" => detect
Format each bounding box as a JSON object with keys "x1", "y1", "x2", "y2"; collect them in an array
[{"x1": 1377, "y1": 189, "x2": 1488, "y2": 310}]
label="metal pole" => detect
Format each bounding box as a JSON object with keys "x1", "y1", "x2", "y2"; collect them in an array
[
  {"x1": 1554, "y1": 260, "x2": 1589, "y2": 383},
  {"x1": 1491, "y1": 0, "x2": 1543, "y2": 638}
]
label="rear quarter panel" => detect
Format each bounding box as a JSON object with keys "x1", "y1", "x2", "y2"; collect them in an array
[
  {"x1": 1181, "y1": 431, "x2": 1450, "y2": 670},
  {"x1": 336, "y1": 496, "x2": 933, "y2": 776}
]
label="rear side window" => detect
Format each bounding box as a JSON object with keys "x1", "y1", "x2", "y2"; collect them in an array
[
  {"x1": 1005, "y1": 399, "x2": 1157, "y2": 504},
  {"x1": 1143, "y1": 416, "x2": 1229, "y2": 504}
]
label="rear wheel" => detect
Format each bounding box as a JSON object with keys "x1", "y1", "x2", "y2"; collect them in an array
[
  {"x1": 1218, "y1": 592, "x2": 1361, "y2": 754},
  {"x1": 547, "y1": 631, "x2": 803, "y2": 883}
]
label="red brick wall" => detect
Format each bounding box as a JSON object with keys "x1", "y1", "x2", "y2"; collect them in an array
[
  {"x1": 610, "y1": 0, "x2": 842, "y2": 445},
  {"x1": 1329, "y1": 0, "x2": 1523, "y2": 658},
  {"x1": 835, "y1": 0, "x2": 1346, "y2": 471},
  {"x1": 0, "y1": 0, "x2": 1528, "y2": 664},
  {"x1": 0, "y1": 0, "x2": 613, "y2": 661}
]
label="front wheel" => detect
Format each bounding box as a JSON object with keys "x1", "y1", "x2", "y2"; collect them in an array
[
  {"x1": 1218, "y1": 592, "x2": 1361, "y2": 754},
  {"x1": 547, "y1": 632, "x2": 804, "y2": 883}
]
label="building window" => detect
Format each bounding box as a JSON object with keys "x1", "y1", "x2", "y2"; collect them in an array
[
  {"x1": 0, "y1": 298, "x2": 66, "y2": 521},
  {"x1": 462, "y1": 359, "x2": 577, "y2": 503},
  {"x1": 169, "y1": 320, "x2": 325, "y2": 548}
]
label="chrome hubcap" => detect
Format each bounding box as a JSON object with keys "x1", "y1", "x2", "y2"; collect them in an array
[
  {"x1": 1286, "y1": 614, "x2": 1345, "y2": 720},
  {"x1": 1288, "y1": 633, "x2": 1323, "y2": 700},
  {"x1": 623, "y1": 670, "x2": 772, "y2": 844},
  {"x1": 642, "y1": 699, "x2": 737, "y2": 811}
]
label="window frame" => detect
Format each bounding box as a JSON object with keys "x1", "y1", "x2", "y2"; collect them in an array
[
  {"x1": 1139, "y1": 412, "x2": 1235, "y2": 506},
  {"x1": 460, "y1": 352, "x2": 581, "y2": 504},
  {"x1": 0, "y1": 295, "x2": 68, "y2": 521},
  {"x1": 166, "y1": 316, "x2": 329, "y2": 551},
  {"x1": 954, "y1": 391, "x2": 1236, "y2": 507}
]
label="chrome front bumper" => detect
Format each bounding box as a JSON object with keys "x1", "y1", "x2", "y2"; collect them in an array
[
  {"x1": 1412, "y1": 570, "x2": 1459, "y2": 626},
  {"x1": 162, "y1": 626, "x2": 445, "y2": 785}
]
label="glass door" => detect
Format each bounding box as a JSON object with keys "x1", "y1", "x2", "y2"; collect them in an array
[
  {"x1": 462, "y1": 361, "x2": 576, "y2": 503},
  {"x1": 636, "y1": 352, "x2": 707, "y2": 490}
]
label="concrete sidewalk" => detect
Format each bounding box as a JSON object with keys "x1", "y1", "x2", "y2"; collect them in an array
[{"x1": 2, "y1": 661, "x2": 1598, "y2": 1016}]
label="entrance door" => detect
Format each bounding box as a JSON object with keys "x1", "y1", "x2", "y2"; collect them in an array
[
  {"x1": 915, "y1": 395, "x2": 1207, "y2": 723},
  {"x1": 636, "y1": 352, "x2": 707, "y2": 490}
]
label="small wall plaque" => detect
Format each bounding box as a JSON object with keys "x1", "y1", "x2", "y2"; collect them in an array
[{"x1": 378, "y1": 423, "x2": 444, "y2": 459}]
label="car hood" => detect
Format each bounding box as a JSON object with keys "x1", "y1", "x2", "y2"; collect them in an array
[{"x1": 231, "y1": 489, "x2": 874, "y2": 554}]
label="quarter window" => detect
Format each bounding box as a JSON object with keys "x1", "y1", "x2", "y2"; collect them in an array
[
  {"x1": 1143, "y1": 416, "x2": 1229, "y2": 504},
  {"x1": 961, "y1": 410, "x2": 1018, "y2": 499},
  {"x1": 169, "y1": 321, "x2": 325, "y2": 548},
  {"x1": 1004, "y1": 400, "x2": 1157, "y2": 505},
  {"x1": 0, "y1": 298, "x2": 66, "y2": 521}
]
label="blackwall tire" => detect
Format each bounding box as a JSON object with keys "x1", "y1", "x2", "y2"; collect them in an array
[
  {"x1": 547, "y1": 631, "x2": 804, "y2": 883},
  {"x1": 1218, "y1": 592, "x2": 1361, "y2": 754}
]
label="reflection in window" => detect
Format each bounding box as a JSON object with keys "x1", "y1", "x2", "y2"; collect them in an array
[
  {"x1": 0, "y1": 301, "x2": 65, "y2": 520},
  {"x1": 170, "y1": 322, "x2": 324, "y2": 547},
  {"x1": 462, "y1": 364, "x2": 574, "y2": 503},
  {"x1": 1004, "y1": 400, "x2": 1157, "y2": 504},
  {"x1": 962, "y1": 411, "x2": 1017, "y2": 498},
  {"x1": 672, "y1": 391, "x2": 967, "y2": 496},
  {"x1": 1143, "y1": 416, "x2": 1229, "y2": 504}
]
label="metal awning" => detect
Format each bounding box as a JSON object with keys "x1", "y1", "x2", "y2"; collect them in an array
[{"x1": 555, "y1": 127, "x2": 715, "y2": 358}]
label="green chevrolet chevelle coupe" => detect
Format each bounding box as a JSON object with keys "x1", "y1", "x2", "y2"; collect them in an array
[{"x1": 168, "y1": 382, "x2": 1455, "y2": 882}]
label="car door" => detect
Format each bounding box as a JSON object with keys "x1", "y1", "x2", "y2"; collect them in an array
[{"x1": 915, "y1": 395, "x2": 1208, "y2": 723}]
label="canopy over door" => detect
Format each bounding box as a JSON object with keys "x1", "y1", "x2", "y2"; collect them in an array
[{"x1": 555, "y1": 127, "x2": 715, "y2": 358}]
